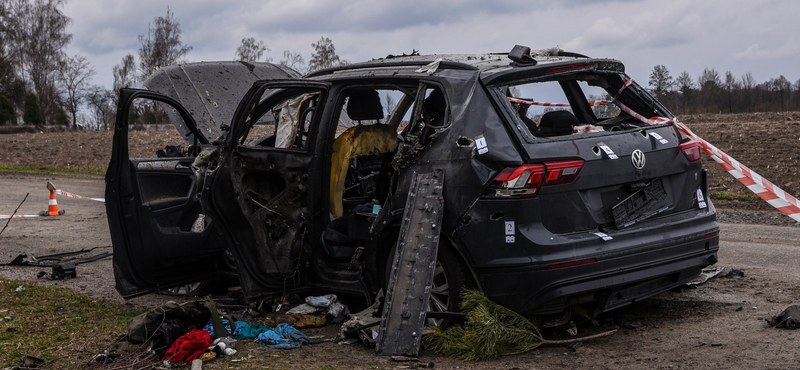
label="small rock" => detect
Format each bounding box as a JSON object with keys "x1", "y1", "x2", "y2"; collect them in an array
[{"x1": 15, "y1": 285, "x2": 25, "y2": 292}]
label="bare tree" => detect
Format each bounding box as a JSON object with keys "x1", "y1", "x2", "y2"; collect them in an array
[
  {"x1": 85, "y1": 85, "x2": 114, "y2": 129},
  {"x1": 308, "y1": 36, "x2": 346, "y2": 72},
  {"x1": 236, "y1": 37, "x2": 270, "y2": 62},
  {"x1": 723, "y1": 71, "x2": 739, "y2": 113},
  {"x1": 138, "y1": 7, "x2": 192, "y2": 79},
  {"x1": 113, "y1": 53, "x2": 137, "y2": 92},
  {"x1": 648, "y1": 65, "x2": 673, "y2": 100},
  {"x1": 5, "y1": 0, "x2": 72, "y2": 124},
  {"x1": 675, "y1": 71, "x2": 693, "y2": 114},
  {"x1": 384, "y1": 93, "x2": 396, "y2": 117},
  {"x1": 740, "y1": 72, "x2": 756, "y2": 112},
  {"x1": 279, "y1": 50, "x2": 306, "y2": 74},
  {"x1": 697, "y1": 68, "x2": 721, "y2": 90},
  {"x1": 58, "y1": 54, "x2": 93, "y2": 128},
  {"x1": 772, "y1": 75, "x2": 791, "y2": 111},
  {"x1": 793, "y1": 78, "x2": 800, "y2": 111},
  {"x1": 697, "y1": 68, "x2": 723, "y2": 113}
]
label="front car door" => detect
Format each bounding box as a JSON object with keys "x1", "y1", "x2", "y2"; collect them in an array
[
  {"x1": 107, "y1": 62, "x2": 300, "y2": 298},
  {"x1": 106, "y1": 90, "x2": 229, "y2": 298}
]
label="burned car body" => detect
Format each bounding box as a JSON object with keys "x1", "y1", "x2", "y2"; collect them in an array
[{"x1": 107, "y1": 48, "x2": 719, "y2": 321}]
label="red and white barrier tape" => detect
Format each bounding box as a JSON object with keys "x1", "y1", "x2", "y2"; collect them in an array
[
  {"x1": 612, "y1": 99, "x2": 674, "y2": 126},
  {"x1": 0, "y1": 214, "x2": 43, "y2": 219},
  {"x1": 614, "y1": 96, "x2": 799, "y2": 222},
  {"x1": 615, "y1": 78, "x2": 634, "y2": 98},
  {"x1": 509, "y1": 80, "x2": 798, "y2": 222},
  {"x1": 507, "y1": 97, "x2": 611, "y2": 107},
  {"x1": 674, "y1": 121, "x2": 800, "y2": 222},
  {"x1": 54, "y1": 189, "x2": 105, "y2": 203}
]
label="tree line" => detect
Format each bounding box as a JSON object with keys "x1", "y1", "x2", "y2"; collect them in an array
[
  {"x1": 648, "y1": 65, "x2": 800, "y2": 115},
  {"x1": 0, "y1": 0, "x2": 89, "y2": 127},
  {"x1": 0, "y1": 2, "x2": 346, "y2": 129}
]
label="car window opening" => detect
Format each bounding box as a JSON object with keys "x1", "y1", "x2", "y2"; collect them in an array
[
  {"x1": 503, "y1": 73, "x2": 671, "y2": 139},
  {"x1": 241, "y1": 90, "x2": 323, "y2": 149},
  {"x1": 324, "y1": 85, "x2": 437, "y2": 262}
]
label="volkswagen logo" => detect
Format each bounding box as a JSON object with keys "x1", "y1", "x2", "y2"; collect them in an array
[{"x1": 631, "y1": 149, "x2": 646, "y2": 169}]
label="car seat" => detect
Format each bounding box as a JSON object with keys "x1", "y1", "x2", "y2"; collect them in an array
[
  {"x1": 536, "y1": 110, "x2": 577, "y2": 137},
  {"x1": 329, "y1": 90, "x2": 398, "y2": 218}
]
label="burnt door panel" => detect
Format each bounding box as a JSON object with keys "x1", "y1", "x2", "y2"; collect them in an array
[
  {"x1": 106, "y1": 90, "x2": 227, "y2": 298},
  {"x1": 204, "y1": 83, "x2": 329, "y2": 299}
]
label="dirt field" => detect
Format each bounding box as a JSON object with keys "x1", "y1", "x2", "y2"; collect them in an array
[
  {"x1": 1, "y1": 111, "x2": 799, "y2": 209},
  {"x1": 1, "y1": 112, "x2": 800, "y2": 369}
]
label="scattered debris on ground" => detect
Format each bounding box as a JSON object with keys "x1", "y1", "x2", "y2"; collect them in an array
[
  {"x1": 687, "y1": 266, "x2": 726, "y2": 286},
  {"x1": 6, "y1": 246, "x2": 112, "y2": 280},
  {"x1": 766, "y1": 305, "x2": 800, "y2": 329},
  {"x1": 723, "y1": 269, "x2": 746, "y2": 278},
  {"x1": 90, "y1": 293, "x2": 349, "y2": 368}
]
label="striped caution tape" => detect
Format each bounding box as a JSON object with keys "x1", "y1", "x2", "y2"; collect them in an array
[
  {"x1": 674, "y1": 121, "x2": 800, "y2": 222},
  {"x1": 615, "y1": 78, "x2": 635, "y2": 98},
  {"x1": 54, "y1": 189, "x2": 105, "y2": 203},
  {"x1": 507, "y1": 97, "x2": 612, "y2": 107},
  {"x1": 612, "y1": 99, "x2": 674, "y2": 126},
  {"x1": 507, "y1": 97, "x2": 570, "y2": 107},
  {"x1": 0, "y1": 214, "x2": 43, "y2": 219},
  {"x1": 610, "y1": 94, "x2": 799, "y2": 222},
  {"x1": 511, "y1": 82, "x2": 798, "y2": 221}
]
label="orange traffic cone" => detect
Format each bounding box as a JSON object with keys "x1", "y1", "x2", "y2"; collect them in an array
[{"x1": 43, "y1": 181, "x2": 64, "y2": 216}]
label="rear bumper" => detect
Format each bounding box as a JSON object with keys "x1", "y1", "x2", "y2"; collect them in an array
[
  {"x1": 458, "y1": 198, "x2": 719, "y2": 314},
  {"x1": 479, "y1": 238, "x2": 716, "y2": 314}
]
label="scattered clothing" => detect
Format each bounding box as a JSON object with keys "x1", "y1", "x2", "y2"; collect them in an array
[
  {"x1": 254, "y1": 323, "x2": 312, "y2": 349},
  {"x1": 162, "y1": 329, "x2": 212, "y2": 363}
]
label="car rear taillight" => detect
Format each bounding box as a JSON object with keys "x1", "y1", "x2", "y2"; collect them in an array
[
  {"x1": 543, "y1": 160, "x2": 584, "y2": 186},
  {"x1": 490, "y1": 164, "x2": 545, "y2": 198},
  {"x1": 679, "y1": 141, "x2": 701, "y2": 163},
  {"x1": 486, "y1": 160, "x2": 584, "y2": 198}
]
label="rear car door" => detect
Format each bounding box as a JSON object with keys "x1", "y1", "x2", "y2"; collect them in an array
[
  {"x1": 106, "y1": 89, "x2": 228, "y2": 298},
  {"x1": 202, "y1": 81, "x2": 331, "y2": 299}
]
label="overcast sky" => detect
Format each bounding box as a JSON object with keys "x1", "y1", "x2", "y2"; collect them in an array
[{"x1": 62, "y1": 0, "x2": 800, "y2": 91}]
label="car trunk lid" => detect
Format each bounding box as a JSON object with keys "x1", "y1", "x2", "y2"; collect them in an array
[{"x1": 516, "y1": 125, "x2": 704, "y2": 233}]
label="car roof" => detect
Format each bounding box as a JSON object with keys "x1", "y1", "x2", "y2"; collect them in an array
[{"x1": 305, "y1": 48, "x2": 625, "y2": 86}]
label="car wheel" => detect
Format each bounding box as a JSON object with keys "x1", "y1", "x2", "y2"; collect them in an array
[{"x1": 385, "y1": 240, "x2": 474, "y2": 328}]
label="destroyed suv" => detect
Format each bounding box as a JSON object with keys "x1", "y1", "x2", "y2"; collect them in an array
[{"x1": 106, "y1": 46, "x2": 719, "y2": 324}]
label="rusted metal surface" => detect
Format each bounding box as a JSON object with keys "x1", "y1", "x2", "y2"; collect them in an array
[{"x1": 376, "y1": 170, "x2": 444, "y2": 357}]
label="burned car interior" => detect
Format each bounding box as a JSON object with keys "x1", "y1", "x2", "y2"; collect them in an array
[{"x1": 107, "y1": 48, "x2": 719, "y2": 355}]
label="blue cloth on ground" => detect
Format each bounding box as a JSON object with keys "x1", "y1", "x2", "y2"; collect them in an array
[
  {"x1": 234, "y1": 322, "x2": 271, "y2": 339},
  {"x1": 254, "y1": 323, "x2": 312, "y2": 349},
  {"x1": 202, "y1": 319, "x2": 246, "y2": 338}
]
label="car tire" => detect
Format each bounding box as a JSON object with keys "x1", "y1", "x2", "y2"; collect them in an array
[{"x1": 384, "y1": 239, "x2": 474, "y2": 328}]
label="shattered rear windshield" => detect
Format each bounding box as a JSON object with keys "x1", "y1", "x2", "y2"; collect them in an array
[{"x1": 498, "y1": 72, "x2": 673, "y2": 140}]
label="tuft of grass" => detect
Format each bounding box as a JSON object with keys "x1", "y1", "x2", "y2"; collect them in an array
[
  {"x1": 710, "y1": 191, "x2": 762, "y2": 202},
  {"x1": 0, "y1": 280, "x2": 142, "y2": 368},
  {"x1": 0, "y1": 164, "x2": 104, "y2": 175}
]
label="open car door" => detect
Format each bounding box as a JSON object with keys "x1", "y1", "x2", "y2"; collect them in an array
[
  {"x1": 106, "y1": 62, "x2": 301, "y2": 298},
  {"x1": 202, "y1": 81, "x2": 331, "y2": 300},
  {"x1": 106, "y1": 89, "x2": 230, "y2": 298}
]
